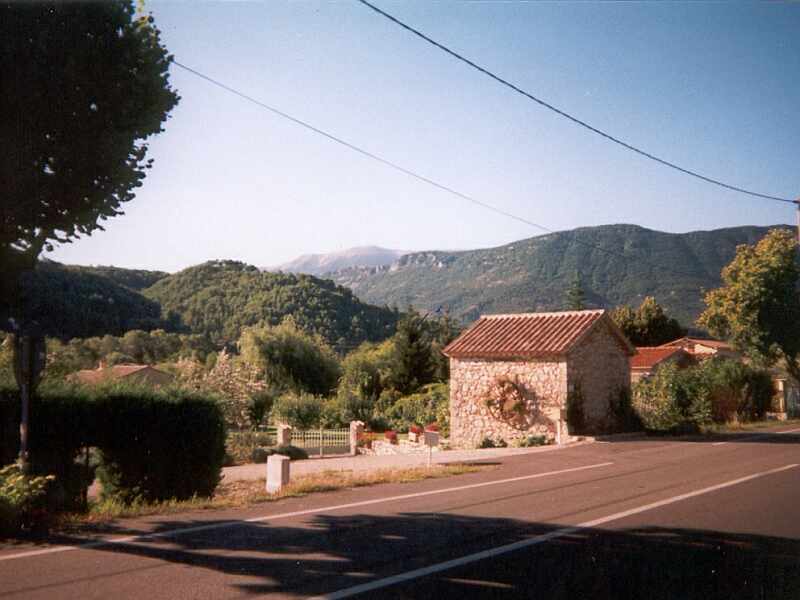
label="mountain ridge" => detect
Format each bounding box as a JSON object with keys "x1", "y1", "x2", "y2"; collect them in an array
[{"x1": 325, "y1": 223, "x2": 793, "y2": 326}]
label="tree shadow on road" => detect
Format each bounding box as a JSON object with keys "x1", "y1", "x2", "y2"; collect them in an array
[{"x1": 16, "y1": 511, "x2": 800, "y2": 600}]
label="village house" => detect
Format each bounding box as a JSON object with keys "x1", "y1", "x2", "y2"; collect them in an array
[
  {"x1": 658, "y1": 337, "x2": 740, "y2": 360},
  {"x1": 630, "y1": 346, "x2": 694, "y2": 383},
  {"x1": 443, "y1": 309, "x2": 634, "y2": 448},
  {"x1": 68, "y1": 364, "x2": 175, "y2": 387}
]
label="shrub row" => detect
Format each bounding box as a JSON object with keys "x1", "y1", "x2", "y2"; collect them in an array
[
  {"x1": 632, "y1": 359, "x2": 774, "y2": 433},
  {"x1": 0, "y1": 383, "x2": 226, "y2": 509}
]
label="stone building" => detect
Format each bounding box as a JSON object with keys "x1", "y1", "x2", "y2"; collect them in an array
[{"x1": 443, "y1": 309, "x2": 634, "y2": 448}]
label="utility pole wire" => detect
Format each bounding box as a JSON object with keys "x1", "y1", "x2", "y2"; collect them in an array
[
  {"x1": 357, "y1": 0, "x2": 795, "y2": 206},
  {"x1": 172, "y1": 60, "x2": 708, "y2": 279}
]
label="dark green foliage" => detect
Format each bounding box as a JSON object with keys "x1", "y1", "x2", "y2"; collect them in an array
[
  {"x1": 565, "y1": 271, "x2": 586, "y2": 310},
  {"x1": 698, "y1": 358, "x2": 773, "y2": 422},
  {"x1": 606, "y1": 386, "x2": 642, "y2": 433},
  {"x1": 68, "y1": 265, "x2": 168, "y2": 291},
  {"x1": 95, "y1": 387, "x2": 226, "y2": 503},
  {"x1": 271, "y1": 445, "x2": 309, "y2": 461},
  {"x1": 247, "y1": 391, "x2": 275, "y2": 430},
  {"x1": 391, "y1": 309, "x2": 434, "y2": 395},
  {"x1": 611, "y1": 297, "x2": 685, "y2": 347},
  {"x1": 1, "y1": 1, "x2": 178, "y2": 315},
  {"x1": 331, "y1": 224, "x2": 792, "y2": 326},
  {"x1": 566, "y1": 383, "x2": 587, "y2": 435},
  {"x1": 479, "y1": 437, "x2": 508, "y2": 449},
  {"x1": 0, "y1": 384, "x2": 226, "y2": 507},
  {"x1": 143, "y1": 260, "x2": 398, "y2": 349},
  {"x1": 12, "y1": 262, "x2": 172, "y2": 339},
  {"x1": 244, "y1": 444, "x2": 308, "y2": 464}
]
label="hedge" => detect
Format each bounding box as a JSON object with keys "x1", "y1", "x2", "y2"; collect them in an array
[{"x1": 0, "y1": 383, "x2": 226, "y2": 508}]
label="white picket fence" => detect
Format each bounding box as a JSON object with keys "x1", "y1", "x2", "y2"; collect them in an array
[{"x1": 291, "y1": 428, "x2": 350, "y2": 457}]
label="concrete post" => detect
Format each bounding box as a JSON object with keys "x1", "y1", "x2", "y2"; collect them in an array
[
  {"x1": 266, "y1": 454, "x2": 290, "y2": 494},
  {"x1": 349, "y1": 420, "x2": 364, "y2": 456},
  {"x1": 277, "y1": 424, "x2": 292, "y2": 446}
]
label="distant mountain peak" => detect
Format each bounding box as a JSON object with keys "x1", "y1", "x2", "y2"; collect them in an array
[{"x1": 270, "y1": 246, "x2": 407, "y2": 276}]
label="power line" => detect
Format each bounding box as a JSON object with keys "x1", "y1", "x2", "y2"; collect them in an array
[
  {"x1": 357, "y1": 0, "x2": 796, "y2": 206},
  {"x1": 172, "y1": 61, "x2": 711, "y2": 279}
]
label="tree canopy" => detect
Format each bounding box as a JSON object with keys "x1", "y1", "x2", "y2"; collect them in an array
[
  {"x1": 1, "y1": 1, "x2": 178, "y2": 315},
  {"x1": 698, "y1": 229, "x2": 800, "y2": 381},
  {"x1": 611, "y1": 296, "x2": 685, "y2": 347},
  {"x1": 144, "y1": 261, "x2": 398, "y2": 348}
]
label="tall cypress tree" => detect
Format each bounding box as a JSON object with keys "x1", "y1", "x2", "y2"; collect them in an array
[
  {"x1": 565, "y1": 272, "x2": 586, "y2": 311},
  {"x1": 392, "y1": 309, "x2": 434, "y2": 395}
]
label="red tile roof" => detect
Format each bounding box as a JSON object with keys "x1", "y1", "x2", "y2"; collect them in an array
[
  {"x1": 442, "y1": 309, "x2": 633, "y2": 359},
  {"x1": 69, "y1": 364, "x2": 172, "y2": 385},
  {"x1": 631, "y1": 347, "x2": 687, "y2": 370}
]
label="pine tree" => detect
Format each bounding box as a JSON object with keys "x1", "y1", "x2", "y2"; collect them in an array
[
  {"x1": 391, "y1": 309, "x2": 434, "y2": 395},
  {"x1": 565, "y1": 272, "x2": 586, "y2": 311}
]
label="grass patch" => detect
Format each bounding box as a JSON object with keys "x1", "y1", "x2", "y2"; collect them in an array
[
  {"x1": 56, "y1": 464, "x2": 486, "y2": 528},
  {"x1": 701, "y1": 418, "x2": 800, "y2": 435}
]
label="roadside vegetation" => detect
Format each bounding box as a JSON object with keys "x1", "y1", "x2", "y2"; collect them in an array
[{"x1": 54, "y1": 464, "x2": 485, "y2": 530}]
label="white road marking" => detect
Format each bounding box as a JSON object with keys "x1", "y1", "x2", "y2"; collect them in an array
[
  {"x1": 712, "y1": 426, "x2": 800, "y2": 446},
  {"x1": 315, "y1": 463, "x2": 799, "y2": 599},
  {"x1": 0, "y1": 462, "x2": 613, "y2": 562}
]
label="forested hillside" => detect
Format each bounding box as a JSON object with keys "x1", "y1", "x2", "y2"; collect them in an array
[
  {"x1": 67, "y1": 265, "x2": 169, "y2": 291},
  {"x1": 143, "y1": 260, "x2": 398, "y2": 349},
  {"x1": 330, "y1": 224, "x2": 792, "y2": 325},
  {"x1": 14, "y1": 261, "x2": 172, "y2": 339}
]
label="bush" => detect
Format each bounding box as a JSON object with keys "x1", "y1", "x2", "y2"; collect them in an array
[
  {"x1": 94, "y1": 385, "x2": 226, "y2": 503},
  {"x1": 271, "y1": 392, "x2": 324, "y2": 429},
  {"x1": 272, "y1": 445, "x2": 308, "y2": 460},
  {"x1": 632, "y1": 364, "x2": 711, "y2": 433},
  {"x1": 515, "y1": 435, "x2": 547, "y2": 447},
  {"x1": 698, "y1": 358, "x2": 773, "y2": 422},
  {"x1": 409, "y1": 424, "x2": 423, "y2": 435},
  {"x1": 0, "y1": 464, "x2": 53, "y2": 537},
  {"x1": 478, "y1": 437, "x2": 507, "y2": 449},
  {"x1": 247, "y1": 391, "x2": 275, "y2": 430},
  {"x1": 384, "y1": 430, "x2": 398, "y2": 444},
  {"x1": 385, "y1": 383, "x2": 449, "y2": 434},
  {"x1": 0, "y1": 383, "x2": 227, "y2": 507}
]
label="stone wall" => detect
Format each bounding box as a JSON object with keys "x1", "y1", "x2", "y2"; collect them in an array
[
  {"x1": 566, "y1": 321, "x2": 631, "y2": 432},
  {"x1": 449, "y1": 358, "x2": 567, "y2": 448}
]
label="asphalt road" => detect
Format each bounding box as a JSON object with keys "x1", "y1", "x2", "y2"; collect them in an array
[{"x1": 2, "y1": 427, "x2": 800, "y2": 599}]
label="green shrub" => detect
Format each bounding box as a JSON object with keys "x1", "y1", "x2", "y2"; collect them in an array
[
  {"x1": 271, "y1": 392, "x2": 324, "y2": 429},
  {"x1": 385, "y1": 383, "x2": 449, "y2": 434},
  {"x1": 247, "y1": 391, "x2": 275, "y2": 430},
  {"x1": 566, "y1": 383, "x2": 586, "y2": 434},
  {"x1": 1, "y1": 383, "x2": 226, "y2": 507},
  {"x1": 515, "y1": 435, "x2": 547, "y2": 447},
  {"x1": 272, "y1": 445, "x2": 308, "y2": 461},
  {"x1": 632, "y1": 363, "x2": 711, "y2": 433},
  {"x1": 94, "y1": 385, "x2": 226, "y2": 503},
  {"x1": 250, "y1": 447, "x2": 271, "y2": 463},
  {"x1": 0, "y1": 464, "x2": 54, "y2": 537},
  {"x1": 478, "y1": 437, "x2": 507, "y2": 449},
  {"x1": 698, "y1": 358, "x2": 773, "y2": 422}
]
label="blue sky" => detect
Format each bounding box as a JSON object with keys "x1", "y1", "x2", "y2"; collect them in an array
[{"x1": 50, "y1": 1, "x2": 800, "y2": 273}]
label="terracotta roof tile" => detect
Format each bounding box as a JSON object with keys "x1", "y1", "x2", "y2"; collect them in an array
[
  {"x1": 443, "y1": 309, "x2": 632, "y2": 359},
  {"x1": 631, "y1": 347, "x2": 687, "y2": 370}
]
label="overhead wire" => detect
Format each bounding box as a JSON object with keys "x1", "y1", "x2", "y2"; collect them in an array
[
  {"x1": 356, "y1": 0, "x2": 796, "y2": 205},
  {"x1": 172, "y1": 61, "x2": 716, "y2": 279}
]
